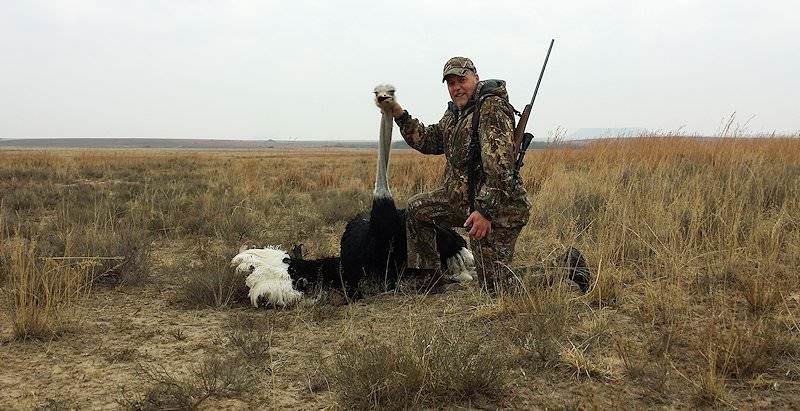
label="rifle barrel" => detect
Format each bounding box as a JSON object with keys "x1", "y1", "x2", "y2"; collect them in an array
[{"x1": 528, "y1": 39, "x2": 555, "y2": 107}]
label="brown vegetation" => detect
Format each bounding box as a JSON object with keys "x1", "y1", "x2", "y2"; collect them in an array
[{"x1": 1, "y1": 137, "x2": 799, "y2": 408}]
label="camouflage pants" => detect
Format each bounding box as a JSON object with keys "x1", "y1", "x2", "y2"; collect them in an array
[
  {"x1": 469, "y1": 226, "x2": 523, "y2": 285},
  {"x1": 405, "y1": 189, "x2": 523, "y2": 282}
]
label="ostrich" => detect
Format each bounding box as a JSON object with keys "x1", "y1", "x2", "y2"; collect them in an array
[
  {"x1": 230, "y1": 244, "x2": 341, "y2": 308},
  {"x1": 231, "y1": 84, "x2": 475, "y2": 307},
  {"x1": 338, "y1": 84, "x2": 475, "y2": 297}
]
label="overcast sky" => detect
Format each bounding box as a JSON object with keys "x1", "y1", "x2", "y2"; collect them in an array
[{"x1": 1, "y1": 0, "x2": 797, "y2": 140}]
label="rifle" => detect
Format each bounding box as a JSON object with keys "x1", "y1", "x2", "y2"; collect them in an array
[{"x1": 512, "y1": 39, "x2": 555, "y2": 182}]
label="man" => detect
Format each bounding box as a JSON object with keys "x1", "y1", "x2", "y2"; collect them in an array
[{"x1": 378, "y1": 57, "x2": 531, "y2": 287}]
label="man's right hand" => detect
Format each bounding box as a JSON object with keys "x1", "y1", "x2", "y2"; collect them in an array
[
  {"x1": 378, "y1": 100, "x2": 404, "y2": 118},
  {"x1": 464, "y1": 211, "x2": 492, "y2": 240}
]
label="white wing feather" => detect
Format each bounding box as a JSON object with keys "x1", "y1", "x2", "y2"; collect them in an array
[
  {"x1": 230, "y1": 246, "x2": 303, "y2": 307},
  {"x1": 446, "y1": 247, "x2": 476, "y2": 282}
]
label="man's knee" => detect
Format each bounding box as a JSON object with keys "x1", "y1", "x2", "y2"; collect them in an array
[
  {"x1": 405, "y1": 190, "x2": 451, "y2": 225},
  {"x1": 405, "y1": 192, "x2": 427, "y2": 223}
]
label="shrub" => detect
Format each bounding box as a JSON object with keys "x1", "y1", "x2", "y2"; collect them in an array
[
  {"x1": 178, "y1": 245, "x2": 248, "y2": 309},
  {"x1": 179, "y1": 264, "x2": 247, "y2": 309},
  {"x1": 329, "y1": 325, "x2": 510, "y2": 409},
  {"x1": 121, "y1": 355, "x2": 257, "y2": 410}
]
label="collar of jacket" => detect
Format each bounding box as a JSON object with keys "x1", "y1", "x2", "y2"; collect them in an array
[{"x1": 447, "y1": 79, "x2": 509, "y2": 119}]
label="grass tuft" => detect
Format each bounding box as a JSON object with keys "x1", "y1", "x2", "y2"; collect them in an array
[
  {"x1": 178, "y1": 243, "x2": 248, "y2": 309},
  {"x1": 3, "y1": 237, "x2": 91, "y2": 340},
  {"x1": 695, "y1": 349, "x2": 728, "y2": 407},
  {"x1": 709, "y1": 318, "x2": 793, "y2": 379},
  {"x1": 558, "y1": 341, "x2": 615, "y2": 380},
  {"x1": 121, "y1": 352, "x2": 259, "y2": 410},
  {"x1": 499, "y1": 279, "x2": 579, "y2": 363},
  {"x1": 329, "y1": 325, "x2": 510, "y2": 409},
  {"x1": 179, "y1": 263, "x2": 246, "y2": 309},
  {"x1": 228, "y1": 328, "x2": 272, "y2": 368},
  {"x1": 734, "y1": 268, "x2": 781, "y2": 315}
]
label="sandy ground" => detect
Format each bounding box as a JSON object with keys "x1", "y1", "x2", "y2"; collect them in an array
[{"x1": 2, "y1": 239, "x2": 800, "y2": 410}]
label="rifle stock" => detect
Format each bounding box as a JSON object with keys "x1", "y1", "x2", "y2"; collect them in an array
[{"x1": 512, "y1": 103, "x2": 532, "y2": 159}]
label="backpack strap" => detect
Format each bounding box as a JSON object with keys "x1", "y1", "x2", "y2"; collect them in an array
[
  {"x1": 467, "y1": 96, "x2": 489, "y2": 214},
  {"x1": 467, "y1": 96, "x2": 518, "y2": 215}
]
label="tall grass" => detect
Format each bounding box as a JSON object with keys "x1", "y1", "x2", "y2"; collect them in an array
[{"x1": 3, "y1": 237, "x2": 91, "y2": 340}]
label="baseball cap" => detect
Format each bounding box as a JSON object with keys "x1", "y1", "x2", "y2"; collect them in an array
[{"x1": 442, "y1": 57, "x2": 476, "y2": 82}]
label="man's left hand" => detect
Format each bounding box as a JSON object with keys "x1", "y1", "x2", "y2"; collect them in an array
[{"x1": 464, "y1": 211, "x2": 492, "y2": 240}]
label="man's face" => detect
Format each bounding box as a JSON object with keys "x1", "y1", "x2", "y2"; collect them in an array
[{"x1": 445, "y1": 72, "x2": 479, "y2": 109}]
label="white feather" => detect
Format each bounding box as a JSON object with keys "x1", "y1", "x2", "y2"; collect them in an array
[
  {"x1": 445, "y1": 247, "x2": 476, "y2": 282},
  {"x1": 230, "y1": 246, "x2": 303, "y2": 308}
]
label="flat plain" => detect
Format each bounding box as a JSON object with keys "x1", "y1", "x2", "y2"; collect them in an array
[{"x1": 1, "y1": 138, "x2": 799, "y2": 409}]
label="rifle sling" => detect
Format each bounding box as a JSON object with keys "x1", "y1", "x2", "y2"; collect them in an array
[{"x1": 467, "y1": 97, "x2": 487, "y2": 214}]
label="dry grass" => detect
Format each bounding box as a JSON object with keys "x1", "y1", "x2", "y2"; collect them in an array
[
  {"x1": 707, "y1": 317, "x2": 796, "y2": 379},
  {"x1": 2, "y1": 237, "x2": 91, "y2": 340},
  {"x1": 227, "y1": 327, "x2": 273, "y2": 367},
  {"x1": 121, "y1": 354, "x2": 259, "y2": 410},
  {"x1": 1, "y1": 137, "x2": 799, "y2": 408},
  {"x1": 177, "y1": 243, "x2": 249, "y2": 309},
  {"x1": 328, "y1": 322, "x2": 511, "y2": 409},
  {"x1": 558, "y1": 340, "x2": 615, "y2": 381},
  {"x1": 695, "y1": 349, "x2": 729, "y2": 407},
  {"x1": 732, "y1": 262, "x2": 783, "y2": 315},
  {"x1": 494, "y1": 279, "x2": 579, "y2": 363},
  {"x1": 119, "y1": 326, "x2": 271, "y2": 409},
  {"x1": 179, "y1": 262, "x2": 250, "y2": 308}
]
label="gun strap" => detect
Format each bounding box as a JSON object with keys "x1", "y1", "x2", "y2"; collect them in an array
[
  {"x1": 467, "y1": 96, "x2": 520, "y2": 214},
  {"x1": 467, "y1": 96, "x2": 488, "y2": 214}
]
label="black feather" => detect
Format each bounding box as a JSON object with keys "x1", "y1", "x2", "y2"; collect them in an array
[{"x1": 340, "y1": 203, "x2": 466, "y2": 299}]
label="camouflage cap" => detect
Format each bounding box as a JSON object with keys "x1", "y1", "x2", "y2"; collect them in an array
[{"x1": 442, "y1": 56, "x2": 476, "y2": 82}]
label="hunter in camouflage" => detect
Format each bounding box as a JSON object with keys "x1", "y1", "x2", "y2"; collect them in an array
[{"x1": 379, "y1": 57, "x2": 531, "y2": 285}]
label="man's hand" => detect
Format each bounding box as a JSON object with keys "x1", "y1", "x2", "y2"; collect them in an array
[
  {"x1": 464, "y1": 211, "x2": 492, "y2": 240},
  {"x1": 377, "y1": 100, "x2": 404, "y2": 118}
]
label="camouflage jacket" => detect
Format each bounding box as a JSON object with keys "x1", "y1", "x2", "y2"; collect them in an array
[{"x1": 396, "y1": 79, "x2": 531, "y2": 228}]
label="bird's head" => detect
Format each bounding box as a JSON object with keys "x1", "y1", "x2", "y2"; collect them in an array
[{"x1": 373, "y1": 84, "x2": 397, "y2": 110}]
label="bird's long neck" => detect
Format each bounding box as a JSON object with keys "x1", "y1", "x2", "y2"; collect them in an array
[{"x1": 374, "y1": 112, "x2": 393, "y2": 199}]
